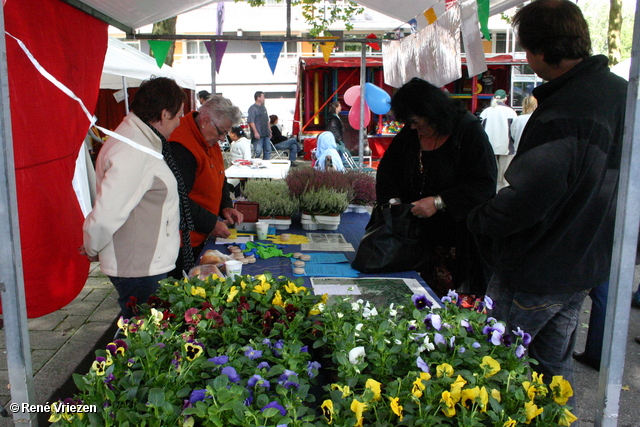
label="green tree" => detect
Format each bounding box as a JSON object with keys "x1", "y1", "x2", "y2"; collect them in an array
[
  {"x1": 241, "y1": 0, "x2": 364, "y2": 37},
  {"x1": 580, "y1": 0, "x2": 634, "y2": 63}
]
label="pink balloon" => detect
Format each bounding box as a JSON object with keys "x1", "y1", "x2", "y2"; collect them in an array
[
  {"x1": 343, "y1": 85, "x2": 361, "y2": 107},
  {"x1": 348, "y1": 97, "x2": 371, "y2": 129}
]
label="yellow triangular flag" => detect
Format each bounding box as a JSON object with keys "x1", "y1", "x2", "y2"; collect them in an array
[
  {"x1": 319, "y1": 37, "x2": 339, "y2": 63},
  {"x1": 424, "y1": 7, "x2": 438, "y2": 25}
]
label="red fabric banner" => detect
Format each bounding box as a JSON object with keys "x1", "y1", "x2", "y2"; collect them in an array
[{"x1": 5, "y1": 0, "x2": 108, "y2": 317}]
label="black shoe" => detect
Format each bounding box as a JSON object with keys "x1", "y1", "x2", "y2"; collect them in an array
[
  {"x1": 290, "y1": 161, "x2": 298, "y2": 167},
  {"x1": 572, "y1": 351, "x2": 600, "y2": 371},
  {"x1": 632, "y1": 290, "x2": 640, "y2": 308},
  {"x1": 635, "y1": 336, "x2": 640, "y2": 345}
]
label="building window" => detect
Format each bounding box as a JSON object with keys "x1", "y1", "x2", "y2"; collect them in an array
[
  {"x1": 185, "y1": 41, "x2": 209, "y2": 60},
  {"x1": 494, "y1": 32, "x2": 507, "y2": 53}
]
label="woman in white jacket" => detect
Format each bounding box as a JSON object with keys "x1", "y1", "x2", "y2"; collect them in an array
[
  {"x1": 82, "y1": 77, "x2": 187, "y2": 318},
  {"x1": 510, "y1": 95, "x2": 538, "y2": 153},
  {"x1": 229, "y1": 126, "x2": 252, "y2": 162}
]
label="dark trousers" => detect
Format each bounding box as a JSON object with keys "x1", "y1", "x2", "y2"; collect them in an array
[{"x1": 108, "y1": 274, "x2": 167, "y2": 319}]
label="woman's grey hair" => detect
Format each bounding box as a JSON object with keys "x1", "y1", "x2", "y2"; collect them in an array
[{"x1": 200, "y1": 95, "x2": 243, "y2": 125}]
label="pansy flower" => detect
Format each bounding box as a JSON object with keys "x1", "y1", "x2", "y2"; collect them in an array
[
  {"x1": 348, "y1": 346, "x2": 366, "y2": 364},
  {"x1": 550, "y1": 375, "x2": 573, "y2": 405},
  {"x1": 247, "y1": 374, "x2": 270, "y2": 389},
  {"x1": 416, "y1": 356, "x2": 429, "y2": 373},
  {"x1": 226, "y1": 286, "x2": 239, "y2": 303},
  {"x1": 184, "y1": 341, "x2": 204, "y2": 361},
  {"x1": 365, "y1": 378, "x2": 382, "y2": 401},
  {"x1": 331, "y1": 383, "x2": 352, "y2": 397},
  {"x1": 184, "y1": 308, "x2": 201, "y2": 325},
  {"x1": 244, "y1": 346, "x2": 263, "y2": 360},
  {"x1": 307, "y1": 361, "x2": 321, "y2": 378},
  {"x1": 480, "y1": 356, "x2": 500, "y2": 378},
  {"x1": 389, "y1": 397, "x2": 403, "y2": 421},
  {"x1": 91, "y1": 357, "x2": 107, "y2": 376},
  {"x1": 558, "y1": 408, "x2": 578, "y2": 426},
  {"x1": 512, "y1": 326, "x2": 532, "y2": 346},
  {"x1": 436, "y1": 363, "x2": 454, "y2": 378},
  {"x1": 221, "y1": 366, "x2": 241, "y2": 383},
  {"x1": 208, "y1": 355, "x2": 228, "y2": 365},
  {"x1": 261, "y1": 400, "x2": 286, "y2": 416},
  {"x1": 440, "y1": 391, "x2": 456, "y2": 417},
  {"x1": 350, "y1": 399, "x2": 367, "y2": 427},
  {"x1": 411, "y1": 294, "x2": 432, "y2": 310},
  {"x1": 106, "y1": 340, "x2": 127, "y2": 357},
  {"x1": 423, "y1": 313, "x2": 442, "y2": 330},
  {"x1": 320, "y1": 400, "x2": 334, "y2": 424},
  {"x1": 524, "y1": 400, "x2": 544, "y2": 423},
  {"x1": 190, "y1": 286, "x2": 206, "y2": 299},
  {"x1": 189, "y1": 389, "x2": 207, "y2": 404},
  {"x1": 272, "y1": 290, "x2": 285, "y2": 307}
]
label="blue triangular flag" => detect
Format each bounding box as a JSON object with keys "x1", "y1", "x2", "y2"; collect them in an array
[{"x1": 261, "y1": 42, "x2": 283, "y2": 74}]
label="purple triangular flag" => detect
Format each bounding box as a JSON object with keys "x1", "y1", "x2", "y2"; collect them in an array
[
  {"x1": 261, "y1": 42, "x2": 283, "y2": 74},
  {"x1": 204, "y1": 41, "x2": 228, "y2": 73}
]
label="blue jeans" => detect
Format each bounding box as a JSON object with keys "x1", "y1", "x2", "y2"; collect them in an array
[
  {"x1": 581, "y1": 281, "x2": 608, "y2": 362},
  {"x1": 274, "y1": 138, "x2": 301, "y2": 161},
  {"x1": 252, "y1": 136, "x2": 272, "y2": 160},
  {"x1": 487, "y1": 276, "x2": 587, "y2": 410},
  {"x1": 109, "y1": 274, "x2": 167, "y2": 319}
]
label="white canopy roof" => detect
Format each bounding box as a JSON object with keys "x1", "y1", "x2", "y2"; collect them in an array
[{"x1": 101, "y1": 36, "x2": 196, "y2": 90}]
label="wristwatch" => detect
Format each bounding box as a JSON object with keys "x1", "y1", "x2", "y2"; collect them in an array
[
  {"x1": 433, "y1": 195, "x2": 446, "y2": 211},
  {"x1": 388, "y1": 198, "x2": 401, "y2": 205}
]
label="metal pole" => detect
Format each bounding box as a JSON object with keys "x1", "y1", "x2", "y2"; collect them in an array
[
  {"x1": 286, "y1": 0, "x2": 292, "y2": 38},
  {"x1": 594, "y1": 2, "x2": 640, "y2": 425},
  {"x1": 358, "y1": 45, "x2": 366, "y2": 172},
  {"x1": 122, "y1": 76, "x2": 129, "y2": 115},
  {"x1": 211, "y1": 39, "x2": 217, "y2": 95},
  {"x1": 0, "y1": 5, "x2": 37, "y2": 426}
]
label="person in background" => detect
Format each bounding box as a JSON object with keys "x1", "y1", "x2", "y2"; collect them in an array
[
  {"x1": 248, "y1": 91, "x2": 271, "y2": 159},
  {"x1": 314, "y1": 131, "x2": 345, "y2": 172},
  {"x1": 480, "y1": 89, "x2": 518, "y2": 191},
  {"x1": 198, "y1": 90, "x2": 211, "y2": 106},
  {"x1": 82, "y1": 77, "x2": 188, "y2": 319},
  {"x1": 269, "y1": 114, "x2": 301, "y2": 165},
  {"x1": 229, "y1": 126, "x2": 252, "y2": 162},
  {"x1": 467, "y1": 0, "x2": 627, "y2": 401},
  {"x1": 481, "y1": 69, "x2": 495, "y2": 94},
  {"x1": 510, "y1": 95, "x2": 538, "y2": 152},
  {"x1": 377, "y1": 77, "x2": 496, "y2": 296},
  {"x1": 326, "y1": 101, "x2": 349, "y2": 162},
  {"x1": 169, "y1": 95, "x2": 245, "y2": 277}
]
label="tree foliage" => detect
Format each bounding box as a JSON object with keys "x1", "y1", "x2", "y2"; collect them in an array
[
  {"x1": 580, "y1": 0, "x2": 634, "y2": 62},
  {"x1": 241, "y1": 0, "x2": 364, "y2": 37},
  {"x1": 151, "y1": 16, "x2": 177, "y2": 66}
]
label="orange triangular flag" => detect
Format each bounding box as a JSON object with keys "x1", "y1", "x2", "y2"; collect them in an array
[
  {"x1": 319, "y1": 37, "x2": 339, "y2": 63},
  {"x1": 366, "y1": 33, "x2": 381, "y2": 51}
]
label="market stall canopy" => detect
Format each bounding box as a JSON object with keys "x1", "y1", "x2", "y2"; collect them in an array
[{"x1": 101, "y1": 36, "x2": 196, "y2": 89}]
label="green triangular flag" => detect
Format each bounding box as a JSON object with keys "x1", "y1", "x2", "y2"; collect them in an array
[
  {"x1": 148, "y1": 40, "x2": 173, "y2": 68},
  {"x1": 477, "y1": 0, "x2": 491, "y2": 40}
]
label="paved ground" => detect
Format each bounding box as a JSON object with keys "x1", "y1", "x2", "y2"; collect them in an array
[{"x1": 0, "y1": 262, "x2": 638, "y2": 426}]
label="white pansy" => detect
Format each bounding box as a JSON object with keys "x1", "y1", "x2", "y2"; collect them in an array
[
  {"x1": 337, "y1": 312, "x2": 344, "y2": 318},
  {"x1": 363, "y1": 306, "x2": 378, "y2": 318},
  {"x1": 351, "y1": 302, "x2": 361, "y2": 311},
  {"x1": 355, "y1": 323, "x2": 364, "y2": 331},
  {"x1": 150, "y1": 308, "x2": 163, "y2": 326},
  {"x1": 389, "y1": 303, "x2": 397, "y2": 316},
  {"x1": 348, "y1": 346, "x2": 366, "y2": 364}
]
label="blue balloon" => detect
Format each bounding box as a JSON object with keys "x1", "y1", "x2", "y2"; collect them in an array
[{"x1": 364, "y1": 82, "x2": 391, "y2": 115}]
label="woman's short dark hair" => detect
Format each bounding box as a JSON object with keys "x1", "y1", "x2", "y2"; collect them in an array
[
  {"x1": 230, "y1": 126, "x2": 245, "y2": 137},
  {"x1": 329, "y1": 101, "x2": 341, "y2": 115},
  {"x1": 269, "y1": 114, "x2": 278, "y2": 124},
  {"x1": 130, "y1": 77, "x2": 187, "y2": 123},
  {"x1": 390, "y1": 78, "x2": 464, "y2": 136},
  {"x1": 513, "y1": 0, "x2": 591, "y2": 66}
]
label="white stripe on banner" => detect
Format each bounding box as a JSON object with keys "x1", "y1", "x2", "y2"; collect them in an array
[{"x1": 5, "y1": 32, "x2": 163, "y2": 160}]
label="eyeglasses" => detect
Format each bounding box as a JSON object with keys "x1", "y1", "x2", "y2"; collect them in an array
[{"x1": 211, "y1": 119, "x2": 230, "y2": 138}]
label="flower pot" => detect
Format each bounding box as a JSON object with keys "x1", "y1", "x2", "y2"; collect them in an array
[
  {"x1": 302, "y1": 213, "x2": 341, "y2": 230},
  {"x1": 272, "y1": 218, "x2": 292, "y2": 230}
]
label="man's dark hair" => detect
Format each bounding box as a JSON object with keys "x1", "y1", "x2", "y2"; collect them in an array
[
  {"x1": 513, "y1": 0, "x2": 591, "y2": 66},
  {"x1": 130, "y1": 77, "x2": 186, "y2": 123},
  {"x1": 390, "y1": 78, "x2": 465, "y2": 136},
  {"x1": 254, "y1": 91, "x2": 265, "y2": 101},
  {"x1": 198, "y1": 90, "x2": 211, "y2": 101}
]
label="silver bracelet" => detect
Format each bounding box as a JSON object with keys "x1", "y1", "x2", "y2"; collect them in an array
[{"x1": 434, "y1": 195, "x2": 446, "y2": 211}]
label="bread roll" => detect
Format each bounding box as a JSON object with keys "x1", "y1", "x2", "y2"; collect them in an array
[{"x1": 200, "y1": 250, "x2": 224, "y2": 265}]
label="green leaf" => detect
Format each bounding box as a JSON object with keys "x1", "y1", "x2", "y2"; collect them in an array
[
  {"x1": 262, "y1": 407, "x2": 280, "y2": 418},
  {"x1": 232, "y1": 400, "x2": 247, "y2": 421},
  {"x1": 147, "y1": 388, "x2": 166, "y2": 407},
  {"x1": 72, "y1": 373, "x2": 86, "y2": 392},
  {"x1": 213, "y1": 374, "x2": 229, "y2": 390}
]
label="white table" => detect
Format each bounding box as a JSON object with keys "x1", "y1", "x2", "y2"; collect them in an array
[{"x1": 225, "y1": 160, "x2": 291, "y2": 179}]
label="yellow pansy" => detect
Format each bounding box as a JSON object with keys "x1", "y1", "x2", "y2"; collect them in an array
[
  {"x1": 503, "y1": 417, "x2": 517, "y2": 427},
  {"x1": 331, "y1": 383, "x2": 352, "y2": 398},
  {"x1": 436, "y1": 363, "x2": 454, "y2": 378},
  {"x1": 480, "y1": 355, "x2": 501, "y2": 378},
  {"x1": 419, "y1": 372, "x2": 431, "y2": 381},
  {"x1": 253, "y1": 281, "x2": 271, "y2": 295},
  {"x1": 524, "y1": 400, "x2": 544, "y2": 424},
  {"x1": 550, "y1": 376, "x2": 573, "y2": 406},
  {"x1": 284, "y1": 281, "x2": 308, "y2": 294},
  {"x1": 91, "y1": 359, "x2": 106, "y2": 376},
  {"x1": 320, "y1": 400, "x2": 334, "y2": 424},
  {"x1": 522, "y1": 381, "x2": 536, "y2": 401},
  {"x1": 350, "y1": 399, "x2": 367, "y2": 427},
  {"x1": 184, "y1": 342, "x2": 204, "y2": 361},
  {"x1": 191, "y1": 286, "x2": 206, "y2": 299},
  {"x1": 532, "y1": 371, "x2": 544, "y2": 385},
  {"x1": 491, "y1": 388, "x2": 501, "y2": 402},
  {"x1": 150, "y1": 308, "x2": 164, "y2": 325},
  {"x1": 451, "y1": 375, "x2": 467, "y2": 390},
  {"x1": 440, "y1": 390, "x2": 456, "y2": 417},
  {"x1": 116, "y1": 317, "x2": 129, "y2": 336},
  {"x1": 240, "y1": 280, "x2": 248, "y2": 290},
  {"x1": 272, "y1": 290, "x2": 286, "y2": 307},
  {"x1": 309, "y1": 303, "x2": 325, "y2": 315},
  {"x1": 558, "y1": 408, "x2": 578, "y2": 426},
  {"x1": 320, "y1": 293, "x2": 329, "y2": 304},
  {"x1": 389, "y1": 397, "x2": 404, "y2": 421},
  {"x1": 412, "y1": 377, "x2": 426, "y2": 398},
  {"x1": 460, "y1": 387, "x2": 479, "y2": 409},
  {"x1": 226, "y1": 286, "x2": 238, "y2": 303},
  {"x1": 105, "y1": 353, "x2": 114, "y2": 367},
  {"x1": 478, "y1": 386, "x2": 489, "y2": 412},
  {"x1": 365, "y1": 378, "x2": 382, "y2": 401}
]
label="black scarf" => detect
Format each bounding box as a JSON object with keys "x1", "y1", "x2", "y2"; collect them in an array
[{"x1": 145, "y1": 122, "x2": 195, "y2": 273}]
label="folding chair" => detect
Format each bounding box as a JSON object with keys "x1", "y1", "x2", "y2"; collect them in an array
[{"x1": 269, "y1": 141, "x2": 289, "y2": 160}]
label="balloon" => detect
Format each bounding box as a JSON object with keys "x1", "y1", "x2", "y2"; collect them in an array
[
  {"x1": 364, "y1": 82, "x2": 391, "y2": 115},
  {"x1": 343, "y1": 85, "x2": 361, "y2": 106},
  {"x1": 348, "y1": 97, "x2": 371, "y2": 129}
]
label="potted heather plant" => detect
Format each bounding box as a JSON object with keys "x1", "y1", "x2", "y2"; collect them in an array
[
  {"x1": 299, "y1": 187, "x2": 350, "y2": 230},
  {"x1": 346, "y1": 170, "x2": 376, "y2": 213}
]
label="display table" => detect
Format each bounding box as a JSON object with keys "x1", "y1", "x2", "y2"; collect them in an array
[
  {"x1": 225, "y1": 159, "x2": 291, "y2": 179},
  {"x1": 200, "y1": 212, "x2": 438, "y2": 301}
]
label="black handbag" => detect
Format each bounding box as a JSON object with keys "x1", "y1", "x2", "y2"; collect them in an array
[{"x1": 352, "y1": 203, "x2": 429, "y2": 273}]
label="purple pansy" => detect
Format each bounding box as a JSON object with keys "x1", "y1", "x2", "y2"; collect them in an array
[
  {"x1": 189, "y1": 389, "x2": 207, "y2": 404},
  {"x1": 515, "y1": 344, "x2": 526, "y2": 358},
  {"x1": 221, "y1": 366, "x2": 241, "y2": 383},
  {"x1": 261, "y1": 401, "x2": 287, "y2": 416},
  {"x1": 248, "y1": 374, "x2": 270, "y2": 389},
  {"x1": 416, "y1": 356, "x2": 429, "y2": 373},
  {"x1": 412, "y1": 294, "x2": 432, "y2": 310},
  {"x1": 307, "y1": 361, "x2": 321, "y2": 378},
  {"x1": 257, "y1": 361, "x2": 270, "y2": 370},
  {"x1": 244, "y1": 346, "x2": 263, "y2": 360},
  {"x1": 434, "y1": 333, "x2": 446, "y2": 346},
  {"x1": 209, "y1": 355, "x2": 229, "y2": 365}
]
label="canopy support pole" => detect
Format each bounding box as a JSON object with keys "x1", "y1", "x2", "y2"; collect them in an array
[
  {"x1": 595, "y1": 2, "x2": 640, "y2": 425},
  {"x1": 0, "y1": 4, "x2": 37, "y2": 426},
  {"x1": 358, "y1": 44, "x2": 366, "y2": 172}
]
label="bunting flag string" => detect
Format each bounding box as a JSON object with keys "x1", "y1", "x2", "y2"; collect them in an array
[
  {"x1": 148, "y1": 40, "x2": 173, "y2": 68},
  {"x1": 318, "y1": 36, "x2": 339, "y2": 63},
  {"x1": 261, "y1": 41, "x2": 284, "y2": 74},
  {"x1": 204, "y1": 41, "x2": 228, "y2": 73}
]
